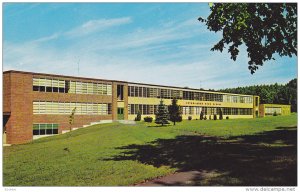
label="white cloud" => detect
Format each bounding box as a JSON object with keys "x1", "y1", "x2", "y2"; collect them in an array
[
  {"x1": 3, "y1": 16, "x2": 297, "y2": 90},
  {"x1": 32, "y1": 33, "x2": 60, "y2": 43},
  {"x1": 65, "y1": 17, "x2": 132, "y2": 38}
]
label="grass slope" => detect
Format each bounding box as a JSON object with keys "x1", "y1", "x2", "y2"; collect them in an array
[{"x1": 3, "y1": 114, "x2": 297, "y2": 186}]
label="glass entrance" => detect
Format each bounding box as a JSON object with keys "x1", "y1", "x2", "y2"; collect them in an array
[{"x1": 117, "y1": 108, "x2": 124, "y2": 120}]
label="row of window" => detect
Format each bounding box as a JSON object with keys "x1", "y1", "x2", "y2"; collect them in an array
[
  {"x1": 178, "y1": 107, "x2": 252, "y2": 115},
  {"x1": 197, "y1": 107, "x2": 252, "y2": 116},
  {"x1": 33, "y1": 123, "x2": 58, "y2": 135},
  {"x1": 128, "y1": 104, "x2": 253, "y2": 116},
  {"x1": 33, "y1": 101, "x2": 112, "y2": 115},
  {"x1": 128, "y1": 104, "x2": 160, "y2": 115},
  {"x1": 33, "y1": 78, "x2": 112, "y2": 95},
  {"x1": 128, "y1": 86, "x2": 253, "y2": 103},
  {"x1": 265, "y1": 107, "x2": 282, "y2": 115}
]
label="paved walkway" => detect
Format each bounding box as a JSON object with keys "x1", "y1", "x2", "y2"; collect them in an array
[{"x1": 136, "y1": 171, "x2": 203, "y2": 186}]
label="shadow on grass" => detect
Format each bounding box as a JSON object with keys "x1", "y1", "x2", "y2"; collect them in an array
[{"x1": 105, "y1": 126, "x2": 297, "y2": 186}]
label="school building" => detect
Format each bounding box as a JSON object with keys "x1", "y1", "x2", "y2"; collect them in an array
[{"x1": 3, "y1": 70, "x2": 290, "y2": 144}]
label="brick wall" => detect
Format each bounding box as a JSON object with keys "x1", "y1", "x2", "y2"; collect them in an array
[
  {"x1": 3, "y1": 71, "x2": 118, "y2": 144},
  {"x1": 4, "y1": 72, "x2": 33, "y2": 144}
]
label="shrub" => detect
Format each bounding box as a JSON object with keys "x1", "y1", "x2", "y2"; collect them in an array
[
  {"x1": 144, "y1": 116, "x2": 153, "y2": 123},
  {"x1": 213, "y1": 114, "x2": 217, "y2": 120},
  {"x1": 209, "y1": 115, "x2": 211, "y2": 120},
  {"x1": 204, "y1": 116, "x2": 207, "y2": 120},
  {"x1": 188, "y1": 116, "x2": 192, "y2": 120},
  {"x1": 273, "y1": 111, "x2": 278, "y2": 116},
  {"x1": 226, "y1": 116, "x2": 229, "y2": 120}
]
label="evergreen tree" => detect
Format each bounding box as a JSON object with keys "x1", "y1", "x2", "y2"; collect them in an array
[
  {"x1": 155, "y1": 100, "x2": 170, "y2": 126},
  {"x1": 200, "y1": 110, "x2": 204, "y2": 120},
  {"x1": 135, "y1": 110, "x2": 141, "y2": 121},
  {"x1": 219, "y1": 108, "x2": 223, "y2": 120},
  {"x1": 168, "y1": 98, "x2": 182, "y2": 125}
]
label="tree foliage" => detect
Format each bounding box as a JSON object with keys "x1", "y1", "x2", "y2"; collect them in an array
[
  {"x1": 219, "y1": 78, "x2": 297, "y2": 112},
  {"x1": 168, "y1": 98, "x2": 182, "y2": 125},
  {"x1": 199, "y1": 3, "x2": 297, "y2": 74},
  {"x1": 155, "y1": 100, "x2": 170, "y2": 126}
]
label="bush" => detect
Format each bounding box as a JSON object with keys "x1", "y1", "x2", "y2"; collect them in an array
[
  {"x1": 188, "y1": 116, "x2": 192, "y2": 120},
  {"x1": 209, "y1": 115, "x2": 211, "y2": 120},
  {"x1": 273, "y1": 111, "x2": 278, "y2": 116},
  {"x1": 213, "y1": 114, "x2": 217, "y2": 120},
  {"x1": 144, "y1": 116, "x2": 153, "y2": 123},
  {"x1": 226, "y1": 116, "x2": 229, "y2": 120},
  {"x1": 135, "y1": 111, "x2": 141, "y2": 121},
  {"x1": 204, "y1": 115, "x2": 207, "y2": 120}
]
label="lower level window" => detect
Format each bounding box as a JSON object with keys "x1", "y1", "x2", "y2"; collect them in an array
[{"x1": 33, "y1": 123, "x2": 58, "y2": 135}]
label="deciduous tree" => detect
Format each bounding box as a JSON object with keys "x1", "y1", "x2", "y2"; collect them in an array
[{"x1": 199, "y1": 3, "x2": 297, "y2": 74}]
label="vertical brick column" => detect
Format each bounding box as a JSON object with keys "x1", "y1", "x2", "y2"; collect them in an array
[
  {"x1": 123, "y1": 84, "x2": 128, "y2": 120},
  {"x1": 3, "y1": 73, "x2": 11, "y2": 144},
  {"x1": 112, "y1": 82, "x2": 118, "y2": 121},
  {"x1": 6, "y1": 72, "x2": 33, "y2": 144}
]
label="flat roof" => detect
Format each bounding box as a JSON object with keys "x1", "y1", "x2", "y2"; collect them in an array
[
  {"x1": 3, "y1": 70, "x2": 255, "y2": 97},
  {"x1": 260, "y1": 104, "x2": 291, "y2": 106}
]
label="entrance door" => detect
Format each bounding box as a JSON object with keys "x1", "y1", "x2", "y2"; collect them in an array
[
  {"x1": 3, "y1": 114, "x2": 10, "y2": 144},
  {"x1": 117, "y1": 108, "x2": 124, "y2": 120}
]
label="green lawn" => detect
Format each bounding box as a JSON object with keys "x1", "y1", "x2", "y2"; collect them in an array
[{"x1": 3, "y1": 114, "x2": 297, "y2": 186}]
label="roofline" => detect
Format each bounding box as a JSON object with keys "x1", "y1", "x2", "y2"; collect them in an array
[
  {"x1": 260, "y1": 104, "x2": 291, "y2": 106},
  {"x1": 3, "y1": 70, "x2": 128, "y2": 84},
  {"x1": 3, "y1": 70, "x2": 256, "y2": 97}
]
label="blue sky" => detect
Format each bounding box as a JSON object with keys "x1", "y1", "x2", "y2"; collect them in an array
[{"x1": 3, "y1": 3, "x2": 297, "y2": 89}]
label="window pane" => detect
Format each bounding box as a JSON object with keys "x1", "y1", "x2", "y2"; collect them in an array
[
  {"x1": 33, "y1": 130, "x2": 40, "y2": 135},
  {"x1": 46, "y1": 129, "x2": 53, "y2": 134},
  {"x1": 33, "y1": 86, "x2": 39, "y2": 91},
  {"x1": 33, "y1": 124, "x2": 39, "y2": 130},
  {"x1": 40, "y1": 129, "x2": 46, "y2": 135}
]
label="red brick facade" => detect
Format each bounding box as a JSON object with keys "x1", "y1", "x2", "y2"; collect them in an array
[{"x1": 3, "y1": 71, "x2": 126, "y2": 144}]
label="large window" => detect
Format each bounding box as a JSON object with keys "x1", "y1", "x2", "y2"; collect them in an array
[
  {"x1": 33, "y1": 101, "x2": 112, "y2": 115},
  {"x1": 33, "y1": 123, "x2": 58, "y2": 135},
  {"x1": 201, "y1": 107, "x2": 252, "y2": 115},
  {"x1": 265, "y1": 107, "x2": 281, "y2": 116},
  {"x1": 33, "y1": 78, "x2": 65, "y2": 93},
  {"x1": 128, "y1": 85, "x2": 253, "y2": 104},
  {"x1": 33, "y1": 78, "x2": 112, "y2": 95},
  {"x1": 128, "y1": 104, "x2": 162, "y2": 115}
]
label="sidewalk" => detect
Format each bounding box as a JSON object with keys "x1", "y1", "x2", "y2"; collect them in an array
[{"x1": 136, "y1": 171, "x2": 202, "y2": 186}]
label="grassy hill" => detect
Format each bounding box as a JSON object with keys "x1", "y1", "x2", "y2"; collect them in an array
[{"x1": 3, "y1": 114, "x2": 297, "y2": 186}]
